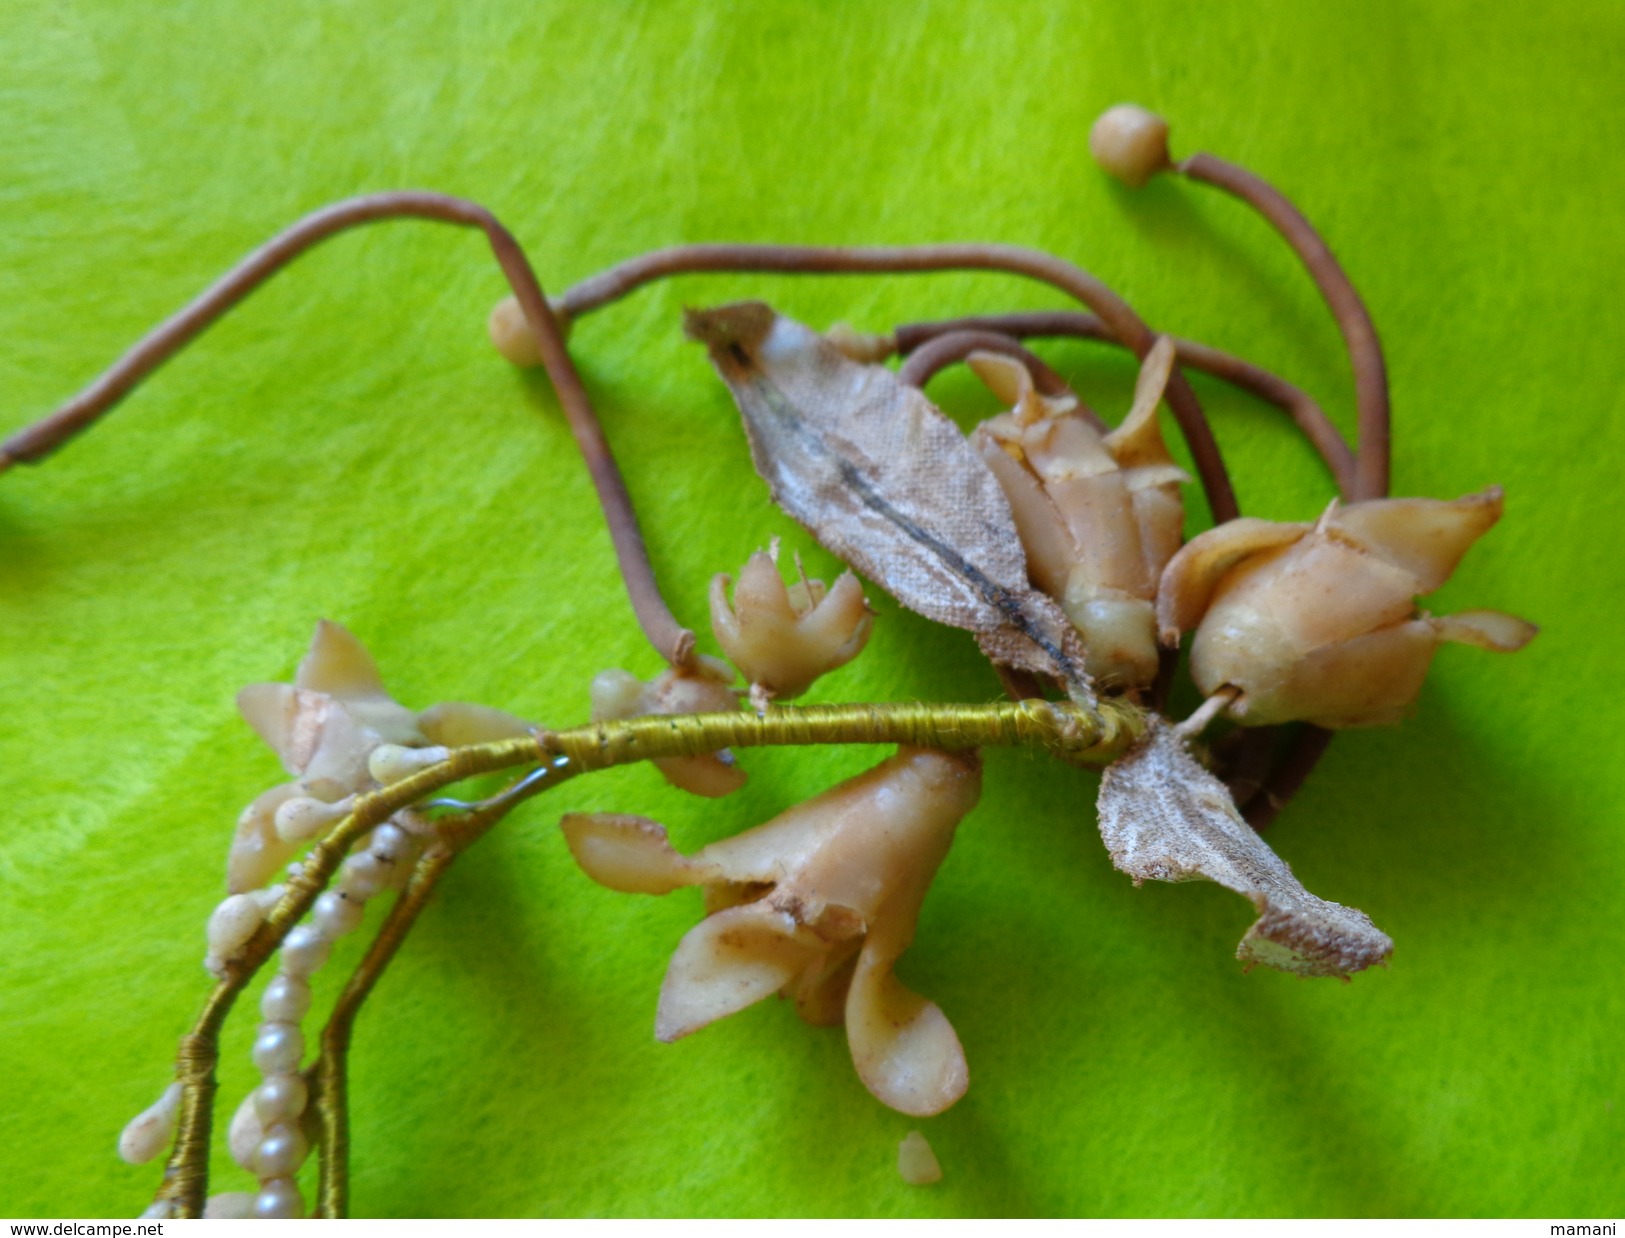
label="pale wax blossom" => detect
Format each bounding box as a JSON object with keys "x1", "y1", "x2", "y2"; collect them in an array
[
  {"x1": 229, "y1": 620, "x2": 529, "y2": 890},
  {"x1": 1157, "y1": 488, "x2": 1537, "y2": 727},
  {"x1": 561, "y1": 746, "x2": 982, "y2": 1116},
  {"x1": 969, "y1": 337, "x2": 1187, "y2": 689},
  {"x1": 709, "y1": 549, "x2": 873, "y2": 700}
]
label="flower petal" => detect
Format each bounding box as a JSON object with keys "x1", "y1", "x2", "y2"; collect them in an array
[
  {"x1": 655, "y1": 903, "x2": 824, "y2": 1042},
  {"x1": 1156, "y1": 517, "x2": 1311, "y2": 644},
  {"x1": 845, "y1": 945, "x2": 968, "y2": 1117},
  {"x1": 294, "y1": 619, "x2": 390, "y2": 700},
  {"x1": 561, "y1": 813, "x2": 709, "y2": 895},
  {"x1": 1329, "y1": 488, "x2": 1503, "y2": 592},
  {"x1": 418, "y1": 701, "x2": 533, "y2": 746},
  {"x1": 227, "y1": 782, "x2": 303, "y2": 893}
]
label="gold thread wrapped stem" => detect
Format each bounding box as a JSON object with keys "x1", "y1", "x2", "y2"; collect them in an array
[
  {"x1": 151, "y1": 699, "x2": 1145, "y2": 1216},
  {"x1": 150, "y1": 736, "x2": 539, "y2": 1217},
  {"x1": 311, "y1": 843, "x2": 456, "y2": 1219},
  {"x1": 539, "y1": 698, "x2": 1145, "y2": 770}
]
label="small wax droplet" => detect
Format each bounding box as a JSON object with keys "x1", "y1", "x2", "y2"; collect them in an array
[
  {"x1": 368, "y1": 743, "x2": 449, "y2": 786},
  {"x1": 205, "y1": 893, "x2": 266, "y2": 965},
  {"x1": 229, "y1": 1090, "x2": 267, "y2": 1171},
  {"x1": 898, "y1": 1130, "x2": 943, "y2": 1186},
  {"x1": 252, "y1": 1122, "x2": 310, "y2": 1178},
  {"x1": 368, "y1": 823, "x2": 409, "y2": 861},
  {"x1": 313, "y1": 890, "x2": 364, "y2": 938},
  {"x1": 488, "y1": 294, "x2": 544, "y2": 368},
  {"x1": 340, "y1": 852, "x2": 388, "y2": 899},
  {"x1": 274, "y1": 796, "x2": 342, "y2": 842},
  {"x1": 117, "y1": 1082, "x2": 182, "y2": 1164}
]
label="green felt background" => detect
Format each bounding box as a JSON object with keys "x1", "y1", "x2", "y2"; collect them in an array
[{"x1": 2, "y1": 0, "x2": 1621, "y2": 1220}]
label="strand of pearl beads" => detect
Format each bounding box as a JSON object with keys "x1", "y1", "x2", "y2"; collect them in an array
[{"x1": 218, "y1": 817, "x2": 423, "y2": 1220}]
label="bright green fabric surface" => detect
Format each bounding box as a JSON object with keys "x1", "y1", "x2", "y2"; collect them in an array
[{"x1": 3, "y1": 0, "x2": 1621, "y2": 1219}]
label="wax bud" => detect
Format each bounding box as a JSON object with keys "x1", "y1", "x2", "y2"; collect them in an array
[{"x1": 1089, "y1": 104, "x2": 1172, "y2": 188}]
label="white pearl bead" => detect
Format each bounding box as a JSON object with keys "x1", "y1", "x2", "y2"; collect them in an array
[
  {"x1": 253, "y1": 1177, "x2": 305, "y2": 1220},
  {"x1": 313, "y1": 890, "x2": 364, "y2": 938},
  {"x1": 252, "y1": 1121, "x2": 310, "y2": 1177},
  {"x1": 260, "y1": 973, "x2": 312, "y2": 1023},
  {"x1": 252, "y1": 1073, "x2": 309, "y2": 1123},
  {"x1": 205, "y1": 893, "x2": 266, "y2": 965},
  {"x1": 367, "y1": 823, "x2": 409, "y2": 861},
  {"x1": 340, "y1": 852, "x2": 389, "y2": 899},
  {"x1": 251, "y1": 1021, "x2": 304, "y2": 1075},
  {"x1": 279, "y1": 924, "x2": 332, "y2": 978}
]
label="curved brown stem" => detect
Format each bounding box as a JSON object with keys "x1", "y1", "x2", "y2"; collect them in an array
[
  {"x1": 1176, "y1": 155, "x2": 1390, "y2": 502},
  {"x1": 895, "y1": 329, "x2": 1109, "y2": 435},
  {"x1": 2, "y1": 192, "x2": 694, "y2": 668},
  {"x1": 894, "y1": 310, "x2": 1356, "y2": 498},
  {"x1": 1175, "y1": 152, "x2": 1394, "y2": 820},
  {"x1": 1242, "y1": 725, "x2": 1334, "y2": 831},
  {"x1": 561, "y1": 242, "x2": 1239, "y2": 523}
]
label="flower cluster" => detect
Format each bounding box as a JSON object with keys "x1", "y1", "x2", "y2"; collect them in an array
[{"x1": 970, "y1": 338, "x2": 1187, "y2": 690}]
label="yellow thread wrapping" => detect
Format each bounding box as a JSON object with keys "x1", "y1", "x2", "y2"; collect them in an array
[
  {"x1": 539, "y1": 699, "x2": 1145, "y2": 770},
  {"x1": 152, "y1": 705, "x2": 1146, "y2": 1217}
]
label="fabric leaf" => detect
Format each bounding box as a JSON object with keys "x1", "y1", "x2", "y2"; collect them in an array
[
  {"x1": 1097, "y1": 718, "x2": 1392, "y2": 977},
  {"x1": 686, "y1": 301, "x2": 1093, "y2": 702}
]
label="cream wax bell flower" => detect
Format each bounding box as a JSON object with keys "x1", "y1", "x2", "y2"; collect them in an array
[
  {"x1": 561, "y1": 746, "x2": 981, "y2": 1116},
  {"x1": 1157, "y1": 488, "x2": 1537, "y2": 728},
  {"x1": 710, "y1": 548, "x2": 874, "y2": 701},
  {"x1": 969, "y1": 336, "x2": 1188, "y2": 689}
]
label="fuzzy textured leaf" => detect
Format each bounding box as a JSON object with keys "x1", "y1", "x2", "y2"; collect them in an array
[
  {"x1": 1097, "y1": 719, "x2": 1392, "y2": 977},
  {"x1": 686, "y1": 301, "x2": 1093, "y2": 700}
]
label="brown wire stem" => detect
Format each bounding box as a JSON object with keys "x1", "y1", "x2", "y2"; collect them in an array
[
  {"x1": 896, "y1": 329, "x2": 1109, "y2": 435},
  {"x1": 894, "y1": 310, "x2": 1357, "y2": 498},
  {"x1": 1242, "y1": 724, "x2": 1334, "y2": 831},
  {"x1": 1177, "y1": 152, "x2": 1397, "y2": 819},
  {"x1": 1, "y1": 192, "x2": 694, "y2": 668},
  {"x1": 561, "y1": 242, "x2": 1239, "y2": 523},
  {"x1": 1177, "y1": 154, "x2": 1390, "y2": 502}
]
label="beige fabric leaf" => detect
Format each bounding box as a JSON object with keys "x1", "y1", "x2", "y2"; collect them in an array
[
  {"x1": 1097, "y1": 719, "x2": 1392, "y2": 978},
  {"x1": 686, "y1": 301, "x2": 1094, "y2": 702}
]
